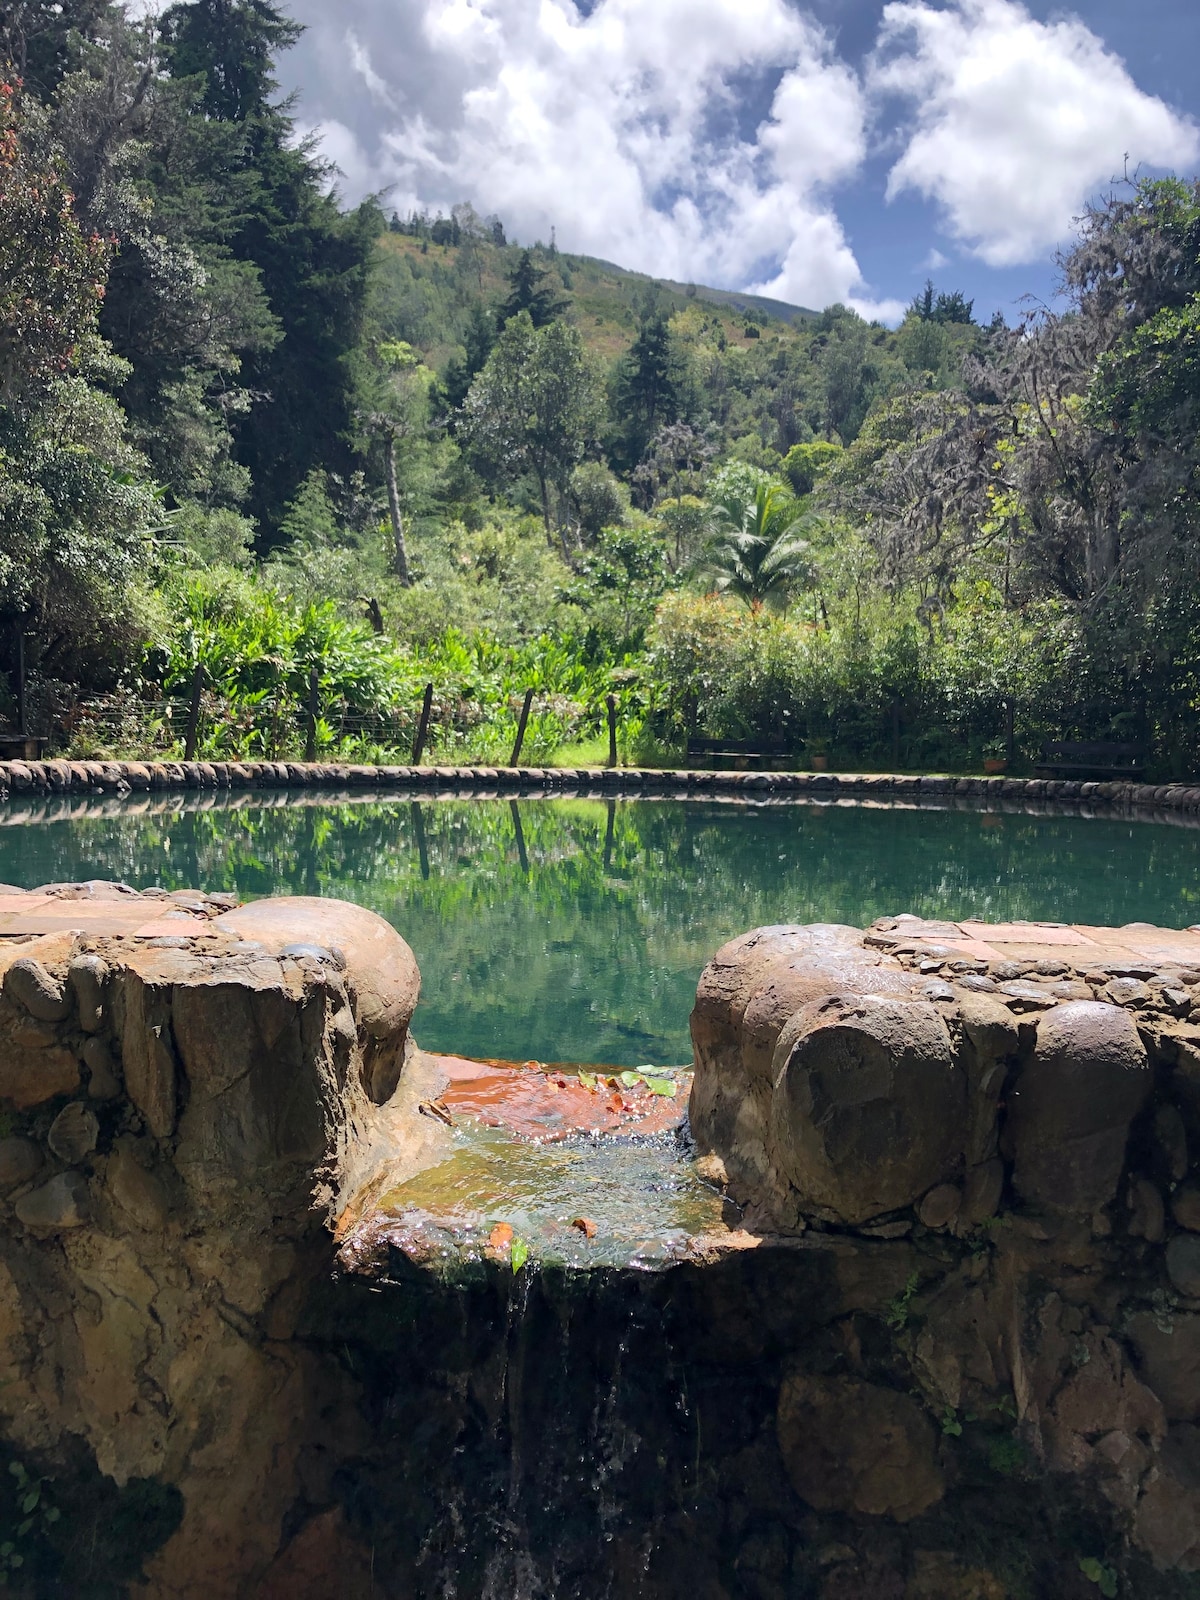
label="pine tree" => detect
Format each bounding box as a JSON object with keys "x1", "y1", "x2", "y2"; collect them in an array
[
  {"x1": 499, "y1": 249, "x2": 567, "y2": 329},
  {"x1": 909, "y1": 278, "x2": 936, "y2": 321},
  {"x1": 618, "y1": 302, "x2": 679, "y2": 466},
  {"x1": 160, "y1": 0, "x2": 301, "y2": 123},
  {"x1": 158, "y1": 0, "x2": 383, "y2": 540},
  {"x1": 931, "y1": 289, "x2": 975, "y2": 325}
]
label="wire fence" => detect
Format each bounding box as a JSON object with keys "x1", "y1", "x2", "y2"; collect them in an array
[
  {"x1": 36, "y1": 693, "x2": 420, "y2": 762},
  {"x1": 5, "y1": 662, "x2": 610, "y2": 767}
]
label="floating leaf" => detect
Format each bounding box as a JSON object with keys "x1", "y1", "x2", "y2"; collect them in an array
[
  {"x1": 1079, "y1": 1558, "x2": 1119, "y2": 1597},
  {"x1": 577, "y1": 1071, "x2": 597, "y2": 1092},
  {"x1": 489, "y1": 1222, "x2": 514, "y2": 1251},
  {"x1": 642, "y1": 1077, "x2": 678, "y2": 1098},
  {"x1": 571, "y1": 1217, "x2": 598, "y2": 1240},
  {"x1": 511, "y1": 1236, "x2": 529, "y2": 1273}
]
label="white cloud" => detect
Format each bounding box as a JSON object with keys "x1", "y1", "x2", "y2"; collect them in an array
[
  {"x1": 346, "y1": 32, "x2": 397, "y2": 109},
  {"x1": 281, "y1": 0, "x2": 1197, "y2": 312},
  {"x1": 923, "y1": 248, "x2": 949, "y2": 272},
  {"x1": 286, "y1": 0, "x2": 894, "y2": 314},
  {"x1": 873, "y1": 0, "x2": 1200, "y2": 267}
]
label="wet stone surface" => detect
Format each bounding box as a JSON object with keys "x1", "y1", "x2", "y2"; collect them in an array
[{"x1": 335, "y1": 1056, "x2": 736, "y2": 1276}]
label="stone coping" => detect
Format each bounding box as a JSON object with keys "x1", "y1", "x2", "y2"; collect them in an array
[
  {"x1": 2, "y1": 755, "x2": 1200, "y2": 818},
  {"x1": 868, "y1": 913, "x2": 1200, "y2": 979}
]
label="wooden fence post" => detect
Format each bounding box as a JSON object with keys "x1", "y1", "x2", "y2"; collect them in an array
[
  {"x1": 1005, "y1": 698, "x2": 1015, "y2": 767},
  {"x1": 183, "y1": 663, "x2": 205, "y2": 761},
  {"x1": 305, "y1": 665, "x2": 319, "y2": 763},
  {"x1": 15, "y1": 627, "x2": 26, "y2": 740},
  {"x1": 509, "y1": 688, "x2": 534, "y2": 768},
  {"x1": 606, "y1": 693, "x2": 618, "y2": 769},
  {"x1": 412, "y1": 682, "x2": 434, "y2": 766}
]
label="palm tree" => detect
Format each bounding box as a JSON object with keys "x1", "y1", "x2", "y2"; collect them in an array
[{"x1": 699, "y1": 482, "x2": 814, "y2": 610}]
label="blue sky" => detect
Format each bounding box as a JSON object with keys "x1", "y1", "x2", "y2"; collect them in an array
[{"x1": 278, "y1": 0, "x2": 1200, "y2": 323}]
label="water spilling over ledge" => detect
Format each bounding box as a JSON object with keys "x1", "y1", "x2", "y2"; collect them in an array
[{"x1": 1, "y1": 884, "x2": 1200, "y2": 1594}]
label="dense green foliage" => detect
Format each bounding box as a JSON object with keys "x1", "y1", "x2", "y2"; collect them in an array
[{"x1": 3, "y1": 3, "x2": 1200, "y2": 776}]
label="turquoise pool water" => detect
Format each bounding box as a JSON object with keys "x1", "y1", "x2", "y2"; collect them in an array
[{"x1": 1, "y1": 794, "x2": 1196, "y2": 1065}]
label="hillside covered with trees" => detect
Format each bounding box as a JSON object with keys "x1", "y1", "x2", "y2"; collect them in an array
[{"x1": 3, "y1": 0, "x2": 1200, "y2": 776}]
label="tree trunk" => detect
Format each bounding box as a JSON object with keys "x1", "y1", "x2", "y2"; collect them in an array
[
  {"x1": 536, "y1": 470, "x2": 553, "y2": 544},
  {"x1": 1090, "y1": 504, "x2": 1119, "y2": 599},
  {"x1": 385, "y1": 435, "x2": 411, "y2": 586}
]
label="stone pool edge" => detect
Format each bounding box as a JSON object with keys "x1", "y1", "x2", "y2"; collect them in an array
[{"x1": 2, "y1": 756, "x2": 1199, "y2": 817}]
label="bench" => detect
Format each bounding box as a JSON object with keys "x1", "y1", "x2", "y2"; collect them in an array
[
  {"x1": 0, "y1": 735, "x2": 48, "y2": 760},
  {"x1": 686, "y1": 736, "x2": 792, "y2": 771},
  {"x1": 1035, "y1": 740, "x2": 1145, "y2": 779}
]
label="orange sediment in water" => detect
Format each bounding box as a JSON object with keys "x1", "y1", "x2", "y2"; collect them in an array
[{"x1": 428, "y1": 1054, "x2": 689, "y2": 1142}]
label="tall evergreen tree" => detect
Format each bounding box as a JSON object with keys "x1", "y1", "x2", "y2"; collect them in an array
[
  {"x1": 909, "y1": 279, "x2": 936, "y2": 321},
  {"x1": 499, "y1": 248, "x2": 567, "y2": 329},
  {"x1": 617, "y1": 301, "x2": 679, "y2": 467},
  {"x1": 160, "y1": 0, "x2": 301, "y2": 121},
  {"x1": 158, "y1": 0, "x2": 383, "y2": 541}
]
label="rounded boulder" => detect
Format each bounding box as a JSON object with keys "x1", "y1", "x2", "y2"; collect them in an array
[
  {"x1": 214, "y1": 897, "x2": 420, "y2": 1103},
  {"x1": 1008, "y1": 1002, "x2": 1150, "y2": 1214},
  {"x1": 770, "y1": 994, "x2": 964, "y2": 1224},
  {"x1": 777, "y1": 1372, "x2": 944, "y2": 1522}
]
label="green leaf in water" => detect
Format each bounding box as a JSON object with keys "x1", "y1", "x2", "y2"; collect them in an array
[
  {"x1": 940, "y1": 1406, "x2": 963, "y2": 1437},
  {"x1": 642, "y1": 1077, "x2": 678, "y2": 1098},
  {"x1": 510, "y1": 1235, "x2": 529, "y2": 1273},
  {"x1": 1079, "y1": 1558, "x2": 1119, "y2": 1597},
  {"x1": 619, "y1": 1071, "x2": 644, "y2": 1089}
]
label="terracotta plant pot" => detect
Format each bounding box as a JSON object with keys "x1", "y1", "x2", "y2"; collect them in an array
[
  {"x1": 811, "y1": 754, "x2": 829, "y2": 771},
  {"x1": 983, "y1": 758, "x2": 1007, "y2": 775}
]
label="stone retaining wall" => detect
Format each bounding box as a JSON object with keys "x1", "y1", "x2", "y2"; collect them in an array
[
  {"x1": 0, "y1": 885, "x2": 419, "y2": 1597},
  {"x1": 2, "y1": 757, "x2": 1200, "y2": 817},
  {"x1": 9, "y1": 886, "x2": 1200, "y2": 1595},
  {"x1": 690, "y1": 915, "x2": 1200, "y2": 1577}
]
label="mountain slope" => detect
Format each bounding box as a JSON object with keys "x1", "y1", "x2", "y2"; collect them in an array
[{"x1": 371, "y1": 228, "x2": 817, "y2": 374}]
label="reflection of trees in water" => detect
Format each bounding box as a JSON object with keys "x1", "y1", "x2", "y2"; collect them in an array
[{"x1": 0, "y1": 799, "x2": 1196, "y2": 1063}]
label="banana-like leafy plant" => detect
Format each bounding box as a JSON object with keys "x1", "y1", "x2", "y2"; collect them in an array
[{"x1": 698, "y1": 483, "x2": 814, "y2": 612}]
